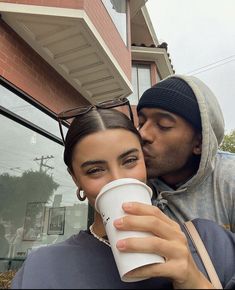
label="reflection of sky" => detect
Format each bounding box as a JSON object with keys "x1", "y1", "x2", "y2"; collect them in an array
[
  {"x1": 0, "y1": 86, "x2": 80, "y2": 207},
  {"x1": 102, "y1": 0, "x2": 127, "y2": 44},
  {"x1": 0, "y1": 115, "x2": 79, "y2": 207},
  {"x1": 0, "y1": 85, "x2": 61, "y2": 138}
]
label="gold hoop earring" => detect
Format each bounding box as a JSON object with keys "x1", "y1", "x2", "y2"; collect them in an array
[{"x1": 76, "y1": 188, "x2": 86, "y2": 201}]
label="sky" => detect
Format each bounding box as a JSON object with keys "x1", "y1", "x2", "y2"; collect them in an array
[{"x1": 146, "y1": 0, "x2": 235, "y2": 134}]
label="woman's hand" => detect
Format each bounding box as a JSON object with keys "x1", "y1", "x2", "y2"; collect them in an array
[{"x1": 113, "y1": 202, "x2": 214, "y2": 289}]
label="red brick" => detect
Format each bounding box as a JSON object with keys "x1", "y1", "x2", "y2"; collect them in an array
[
  {"x1": 0, "y1": 67, "x2": 4, "y2": 76},
  {"x1": 0, "y1": 51, "x2": 7, "y2": 62}
]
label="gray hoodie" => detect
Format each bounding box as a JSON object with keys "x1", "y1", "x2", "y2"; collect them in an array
[{"x1": 151, "y1": 74, "x2": 235, "y2": 232}]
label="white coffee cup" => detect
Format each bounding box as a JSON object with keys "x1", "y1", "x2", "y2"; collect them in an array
[{"x1": 95, "y1": 178, "x2": 165, "y2": 282}]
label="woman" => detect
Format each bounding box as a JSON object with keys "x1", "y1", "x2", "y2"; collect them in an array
[{"x1": 11, "y1": 104, "x2": 235, "y2": 289}]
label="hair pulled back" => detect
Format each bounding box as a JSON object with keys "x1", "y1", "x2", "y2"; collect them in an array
[{"x1": 64, "y1": 108, "x2": 141, "y2": 173}]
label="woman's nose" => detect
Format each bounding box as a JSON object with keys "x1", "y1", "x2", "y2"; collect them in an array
[{"x1": 109, "y1": 169, "x2": 126, "y2": 182}]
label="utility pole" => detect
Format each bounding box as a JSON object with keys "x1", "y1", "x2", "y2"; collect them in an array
[{"x1": 34, "y1": 155, "x2": 54, "y2": 173}]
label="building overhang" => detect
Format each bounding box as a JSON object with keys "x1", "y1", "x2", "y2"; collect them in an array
[
  {"x1": 131, "y1": 46, "x2": 174, "y2": 78},
  {"x1": 129, "y1": 0, "x2": 148, "y2": 19},
  {"x1": 131, "y1": 5, "x2": 159, "y2": 47},
  {"x1": 0, "y1": 3, "x2": 133, "y2": 104}
]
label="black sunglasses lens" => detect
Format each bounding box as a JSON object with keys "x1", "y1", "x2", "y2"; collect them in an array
[
  {"x1": 98, "y1": 98, "x2": 128, "y2": 108},
  {"x1": 58, "y1": 97, "x2": 133, "y2": 144},
  {"x1": 58, "y1": 106, "x2": 92, "y2": 119}
]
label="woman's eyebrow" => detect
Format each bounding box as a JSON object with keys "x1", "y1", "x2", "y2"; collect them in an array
[
  {"x1": 81, "y1": 149, "x2": 139, "y2": 168},
  {"x1": 118, "y1": 148, "x2": 139, "y2": 160},
  {"x1": 81, "y1": 160, "x2": 106, "y2": 168}
]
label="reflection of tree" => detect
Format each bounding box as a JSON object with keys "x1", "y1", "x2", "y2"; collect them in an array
[
  {"x1": 0, "y1": 170, "x2": 59, "y2": 227},
  {"x1": 23, "y1": 202, "x2": 45, "y2": 241},
  {"x1": 110, "y1": 0, "x2": 126, "y2": 13}
]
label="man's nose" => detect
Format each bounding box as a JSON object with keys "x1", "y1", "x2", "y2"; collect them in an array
[{"x1": 139, "y1": 122, "x2": 155, "y2": 143}]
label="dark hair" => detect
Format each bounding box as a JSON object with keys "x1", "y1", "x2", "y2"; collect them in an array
[
  {"x1": 137, "y1": 76, "x2": 202, "y2": 132},
  {"x1": 64, "y1": 108, "x2": 142, "y2": 173}
]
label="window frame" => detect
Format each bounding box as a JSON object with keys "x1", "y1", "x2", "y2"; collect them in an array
[
  {"x1": 0, "y1": 76, "x2": 65, "y2": 146},
  {"x1": 102, "y1": 0, "x2": 128, "y2": 45},
  {"x1": 0, "y1": 76, "x2": 93, "y2": 234},
  {"x1": 129, "y1": 61, "x2": 154, "y2": 105}
]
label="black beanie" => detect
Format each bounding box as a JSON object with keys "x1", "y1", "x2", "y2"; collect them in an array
[{"x1": 137, "y1": 77, "x2": 202, "y2": 131}]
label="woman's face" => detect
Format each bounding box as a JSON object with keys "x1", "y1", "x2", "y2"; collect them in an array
[{"x1": 71, "y1": 129, "x2": 146, "y2": 207}]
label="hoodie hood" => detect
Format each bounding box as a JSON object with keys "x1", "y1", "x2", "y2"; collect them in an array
[{"x1": 166, "y1": 74, "x2": 225, "y2": 188}]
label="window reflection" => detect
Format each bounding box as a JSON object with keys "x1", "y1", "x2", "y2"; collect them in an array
[
  {"x1": 0, "y1": 107, "x2": 88, "y2": 266},
  {"x1": 129, "y1": 64, "x2": 151, "y2": 105},
  {"x1": 0, "y1": 85, "x2": 61, "y2": 139},
  {"x1": 102, "y1": 0, "x2": 127, "y2": 45}
]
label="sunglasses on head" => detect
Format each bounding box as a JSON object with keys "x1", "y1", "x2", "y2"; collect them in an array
[{"x1": 57, "y1": 97, "x2": 134, "y2": 145}]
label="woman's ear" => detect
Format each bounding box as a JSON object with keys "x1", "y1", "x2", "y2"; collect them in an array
[{"x1": 193, "y1": 133, "x2": 202, "y2": 155}]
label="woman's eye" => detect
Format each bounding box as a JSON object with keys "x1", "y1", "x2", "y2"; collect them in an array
[
  {"x1": 86, "y1": 167, "x2": 105, "y2": 175},
  {"x1": 123, "y1": 156, "x2": 138, "y2": 166}
]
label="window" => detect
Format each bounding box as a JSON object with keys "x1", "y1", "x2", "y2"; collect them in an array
[
  {"x1": 0, "y1": 85, "x2": 61, "y2": 139},
  {"x1": 102, "y1": 0, "x2": 127, "y2": 45},
  {"x1": 0, "y1": 80, "x2": 88, "y2": 270},
  {"x1": 128, "y1": 64, "x2": 151, "y2": 105}
]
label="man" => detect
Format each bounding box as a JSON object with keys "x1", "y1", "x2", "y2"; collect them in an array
[{"x1": 137, "y1": 74, "x2": 235, "y2": 232}]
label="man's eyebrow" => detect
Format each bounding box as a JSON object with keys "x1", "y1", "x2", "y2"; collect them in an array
[
  {"x1": 138, "y1": 110, "x2": 177, "y2": 122},
  {"x1": 154, "y1": 112, "x2": 177, "y2": 122},
  {"x1": 81, "y1": 160, "x2": 106, "y2": 168},
  {"x1": 118, "y1": 148, "x2": 139, "y2": 160}
]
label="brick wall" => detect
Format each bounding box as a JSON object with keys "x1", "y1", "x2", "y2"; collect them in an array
[
  {"x1": 0, "y1": 0, "x2": 84, "y2": 9},
  {"x1": 0, "y1": 19, "x2": 89, "y2": 114}
]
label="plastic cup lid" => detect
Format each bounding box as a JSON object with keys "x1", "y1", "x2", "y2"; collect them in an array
[{"x1": 95, "y1": 178, "x2": 152, "y2": 212}]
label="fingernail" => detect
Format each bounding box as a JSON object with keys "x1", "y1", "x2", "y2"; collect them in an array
[
  {"x1": 122, "y1": 202, "x2": 132, "y2": 210},
  {"x1": 113, "y1": 218, "x2": 123, "y2": 227},
  {"x1": 116, "y1": 240, "x2": 126, "y2": 250}
]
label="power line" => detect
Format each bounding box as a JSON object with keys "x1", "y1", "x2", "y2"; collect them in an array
[
  {"x1": 34, "y1": 155, "x2": 54, "y2": 173},
  {"x1": 191, "y1": 59, "x2": 235, "y2": 76},
  {"x1": 186, "y1": 54, "x2": 235, "y2": 75}
]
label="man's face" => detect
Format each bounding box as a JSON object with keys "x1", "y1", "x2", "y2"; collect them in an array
[{"x1": 138, "y1": 108, "x2": 202, "y2": 185}]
